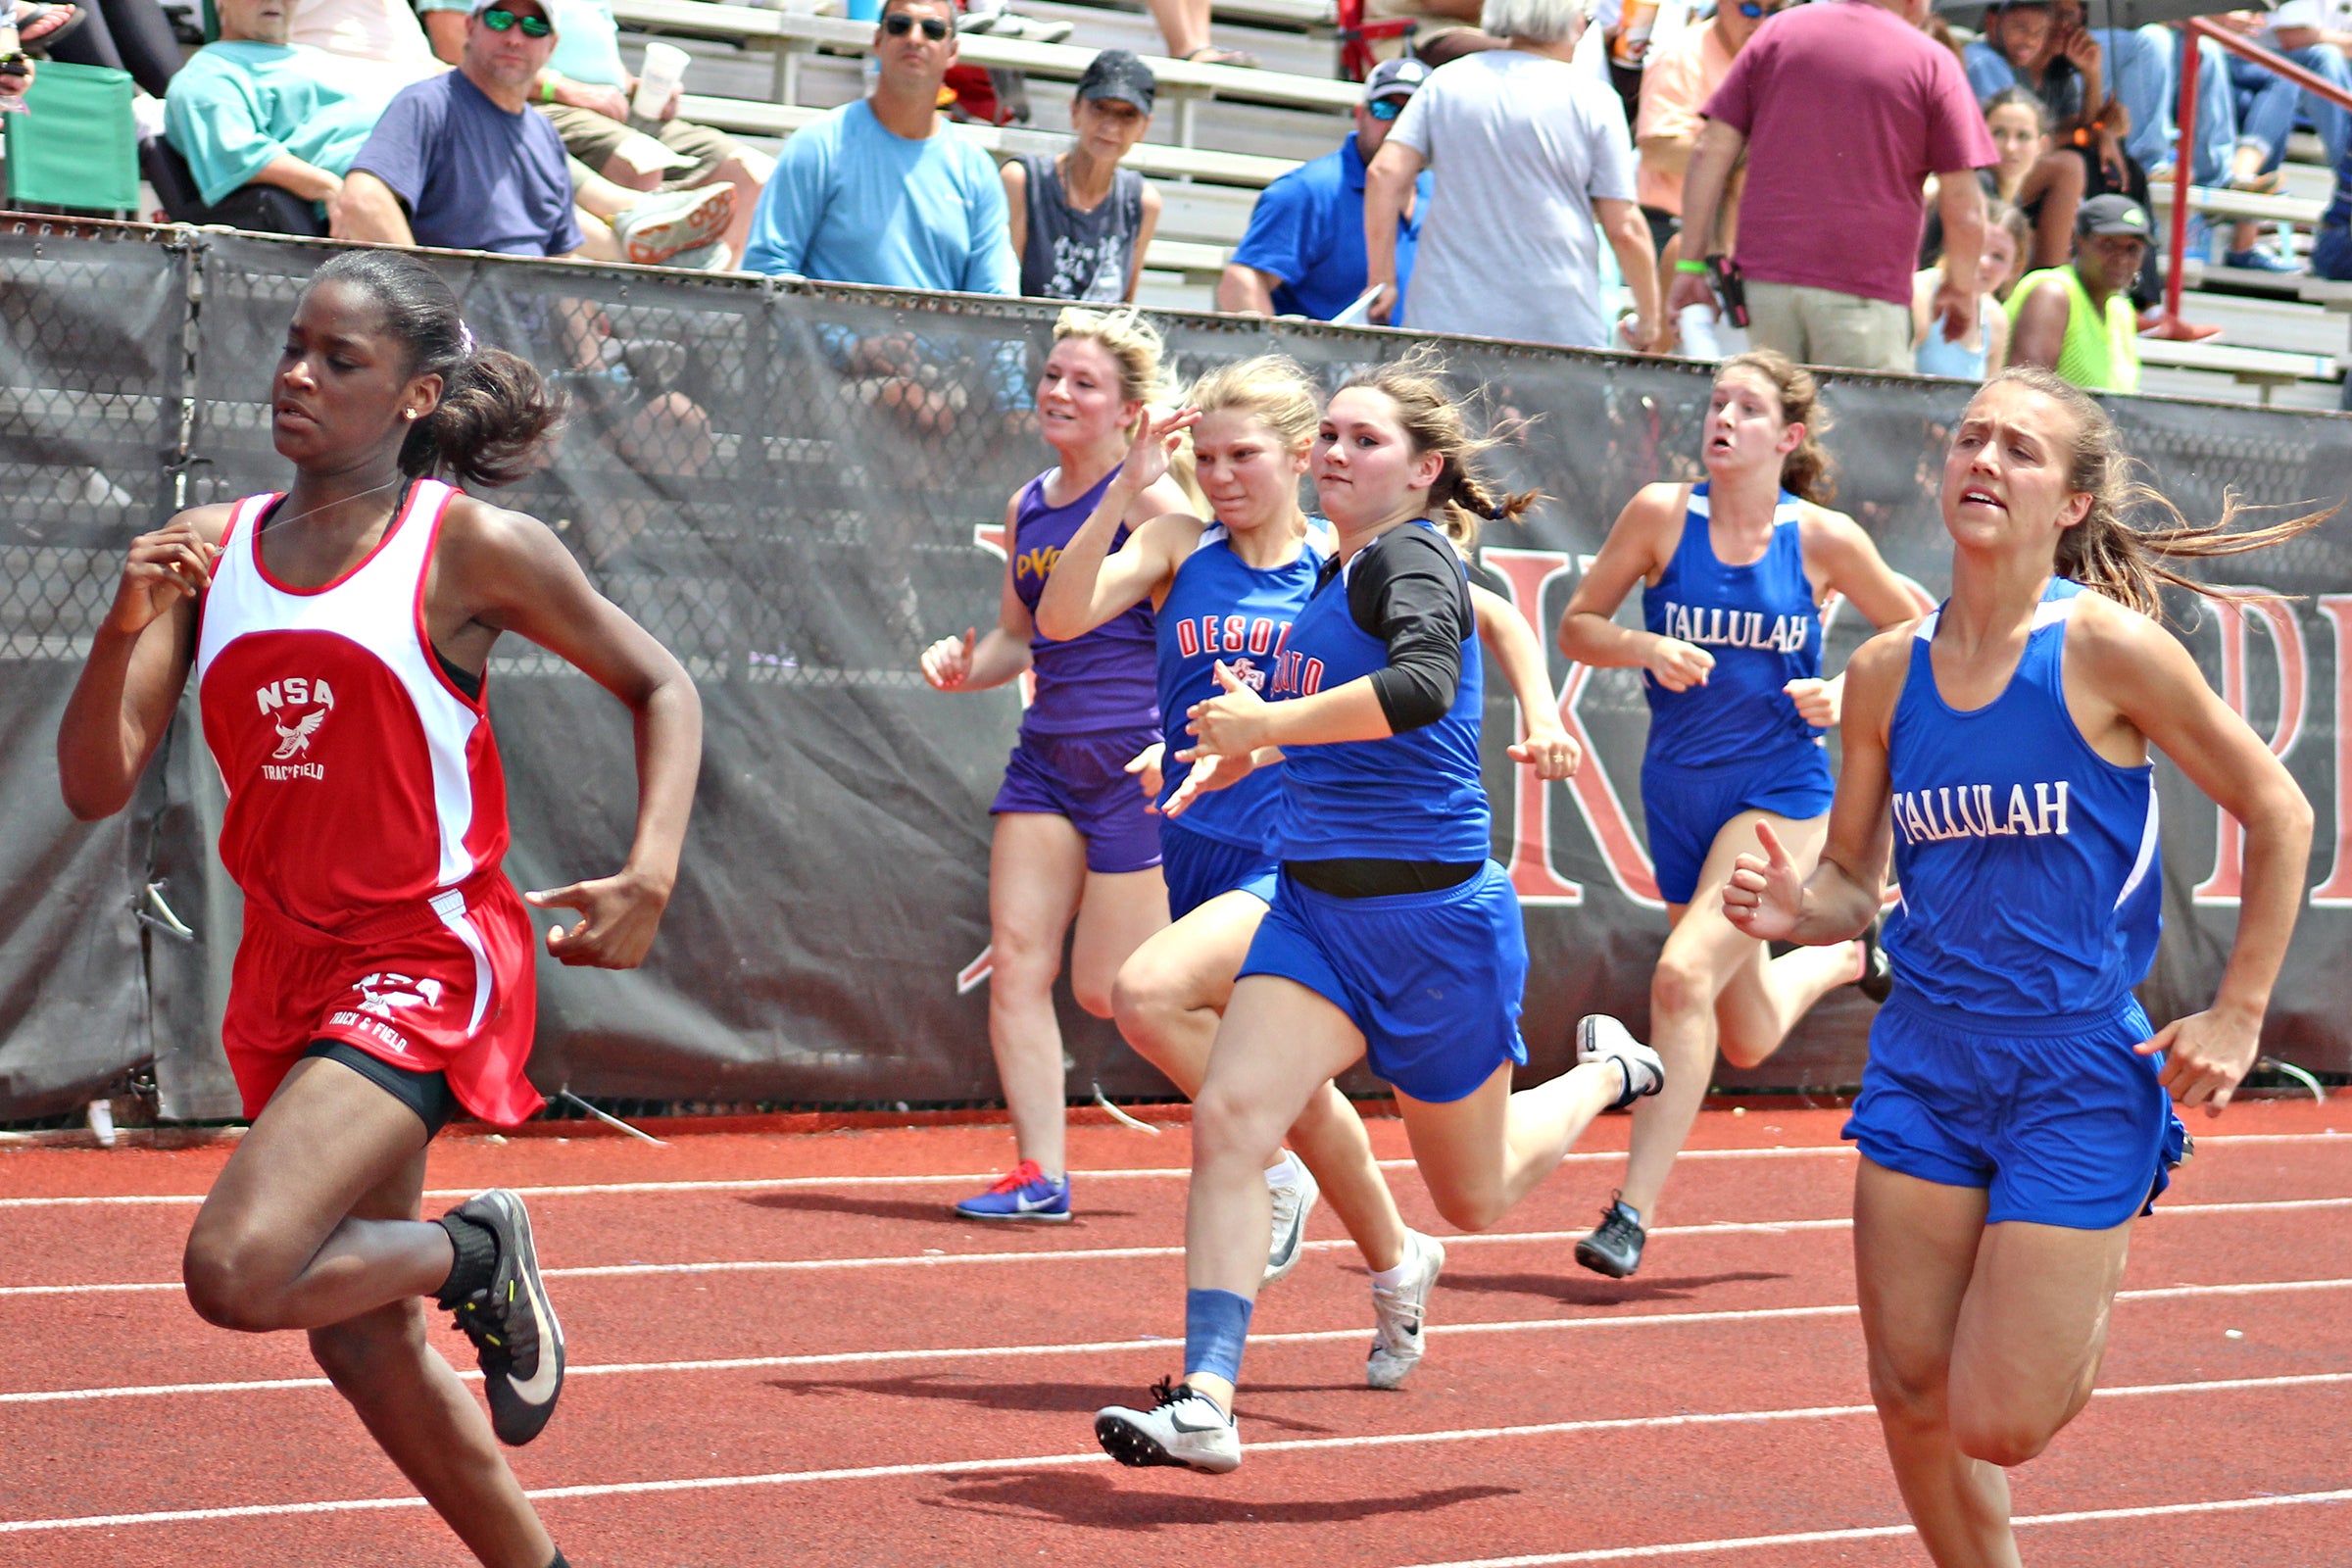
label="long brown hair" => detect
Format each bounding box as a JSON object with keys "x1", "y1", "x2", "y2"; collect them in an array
[
  {"x1": 1989, "y1": 367, "x2": 2333, "y2": 621},
  {"x1": 1715, "y1": 349, "x2": 1836, "y2": 506},
  {"x1": 1335, "y1": 348, "x2": 1539, "y2": 550}
]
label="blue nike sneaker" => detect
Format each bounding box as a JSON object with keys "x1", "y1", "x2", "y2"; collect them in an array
[{"x1": 952, "y1": 1159, "x2": 1071, "y2": 1222}]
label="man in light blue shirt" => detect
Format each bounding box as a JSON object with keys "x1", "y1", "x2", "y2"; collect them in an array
[{"x1": 741, "y1": 0, "x2": 1016, "y2": 294}]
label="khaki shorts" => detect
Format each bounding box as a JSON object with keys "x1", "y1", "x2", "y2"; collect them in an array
[
  {"x1": 1742, "y1": 281, "x2": 1914, "y2": 375},
  {"x1": 540, "y1": 102, "x2": 741, "y2": 189}
]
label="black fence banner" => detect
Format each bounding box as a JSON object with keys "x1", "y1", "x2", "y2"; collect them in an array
[{"x1": 1, "y1": 220, "x2": 2344, "y2": 1119}]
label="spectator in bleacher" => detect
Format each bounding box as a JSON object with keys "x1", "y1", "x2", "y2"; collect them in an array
[
  {"x1": 418, "y1": 0, "x2": 771, "y2": 264},
  {"x1": 292, "y1": 0, "x2": 443, "y2": 76},
  {"x1": 162, "y1": 0, "x2": 416, "y2": 225},
  {"x1": 1965, "y1": 5, "x2": 2172, "y2": 173},
  {"x1": 1004, "y1": 49, "x2": 1161, "y2": 302},
  {"x1": 1142, "y1": 0, "x2": 1258, "y2": 68},
  {"x1": 2006, "y1": 191, "x2": 2146, "y2": 392},
  {"x1": 1669, "y1": 0, "x2": 1993, "y2": 373},
  {"x1": 740, "y1": 0, "x2": 1014, "y2": 292},
  {"x1": 1978, "y1": 85, "x2": 2082, "y2": 270},
  {"x1": 1635, "y1": 0, "x2": 1782, "y2": 262},
  {"x1": 1363, "y1": 0, "x2": 1660, "y2": 351},
  {"x1": 1914, "y1": 198, "x2": 2026, "y2": 379},
  {"x1": 1217, "y1": 56, "x2": 1432, "y2": 319},
  {"x1": 2203, "y1": 5, "x2": 2352, "y2": 270},
  {"x1": 336, "y1": 0, "x2": 734, "y2": 265}
]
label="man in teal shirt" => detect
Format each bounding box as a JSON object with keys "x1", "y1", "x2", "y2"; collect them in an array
[
  {"x1": 741, "y1": 0, "x2": 1015, "y2": 294},
  {"x1": 163, "y1": 0, "x2": 415, "y2": 220}
]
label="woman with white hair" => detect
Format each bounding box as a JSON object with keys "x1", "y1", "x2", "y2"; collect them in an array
[{"x1": 1361, "y1": 0, "x2": 1663, "y2": 352}]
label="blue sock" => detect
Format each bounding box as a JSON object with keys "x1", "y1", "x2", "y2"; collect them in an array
[{"x1": 1183, "y1": 1288, "x2": 1254, "y2": 1385}]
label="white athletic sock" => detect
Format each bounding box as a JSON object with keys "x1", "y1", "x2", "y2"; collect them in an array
[
  {"x1": 1368, "y1": 1253, "x2": 1413, "y2": 1290},
  {"x1": 1262, "y1": 1151, "x2": 1300, "y2": 1189}
]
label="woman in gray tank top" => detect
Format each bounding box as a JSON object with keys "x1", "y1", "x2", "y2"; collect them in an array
[{"x1": 1002, "y1": 49, "x2": 1163, "y2": 302}]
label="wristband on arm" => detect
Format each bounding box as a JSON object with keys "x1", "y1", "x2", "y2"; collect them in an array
[{"x1": 1674, "y1": 259, "x2": 1709, "y2": 274}]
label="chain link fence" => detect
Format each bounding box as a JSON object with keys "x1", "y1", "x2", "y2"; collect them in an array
[{"x1": 3, "y1": 218, "x2": 2346, "y2": 1119}]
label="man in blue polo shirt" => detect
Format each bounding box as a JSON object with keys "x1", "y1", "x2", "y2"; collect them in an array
[{"x1": 1216, "y1": 57, "x2": 1433, "y2": 319}]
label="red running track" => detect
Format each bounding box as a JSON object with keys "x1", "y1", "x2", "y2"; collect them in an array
[{"x1": 1, "y1": 1099, "x2": 2346, "y2": 1567}]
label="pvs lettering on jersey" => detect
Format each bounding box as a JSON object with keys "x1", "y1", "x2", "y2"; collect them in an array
[
  {"x1": 1014, "y1": 544, "x2": 1062, "y2": 583},
  {"x1": 1891, "y1": 780, "x2": 2072, "y2": 844},
  {"x1": 1655, "y1": 601, "x2": 1811, "y2": 653}
]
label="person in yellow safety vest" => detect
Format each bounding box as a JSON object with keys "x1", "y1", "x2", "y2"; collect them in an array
[{"x1": 2005, "y1": 193, "x2": 2149, "y2": 394}]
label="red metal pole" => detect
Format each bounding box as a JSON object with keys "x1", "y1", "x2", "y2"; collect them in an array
[{"x1": 2161, "y1": 23, "x2": 2199, "y2": 333}]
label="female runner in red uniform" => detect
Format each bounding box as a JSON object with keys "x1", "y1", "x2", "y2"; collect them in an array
[{"x1": 56, "y1": 250, "x2": 703, "y2": 1568}]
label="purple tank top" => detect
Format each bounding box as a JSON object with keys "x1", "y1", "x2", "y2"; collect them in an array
[{"x1": 1011, "y1": 466, "x2": 1160, "y2": 736}]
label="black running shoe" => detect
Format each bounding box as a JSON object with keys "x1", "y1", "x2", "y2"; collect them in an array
[
  {"x1": 1857, "y1": 919, "x2": 1893, "y2": 1004},
  {"x1": 1574, "y1": 1194, "x2": 1646, "y2": 1280},
  {"x1": 439, "y1": 1189, "x2": 565, "y2": 1446}
]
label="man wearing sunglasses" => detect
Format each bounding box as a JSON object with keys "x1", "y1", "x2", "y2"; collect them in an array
[
  {"x1": 1218, "y1": 57, "x2": 1434, "y2": 319},
  {"x1": 341, "y1": 0, "x2": 732, "y2": 265},
  {"x1": 416, "y1": 0, "x2": 771, "y2": 265},
  {"x1": 1635, "y1": 0, "x2": 1784, "y2": 260},
  {"x1": 741, "y1": 0, "x2": 1013, "y2": 297}
]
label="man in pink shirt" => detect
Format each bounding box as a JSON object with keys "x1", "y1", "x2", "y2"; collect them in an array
[
  {"x1": 1635, "y1": 0, "x2": 1785, "y2": 255},
  {"x1": 1666, "y1": 0, "x2": 1996, "y2": 373}
]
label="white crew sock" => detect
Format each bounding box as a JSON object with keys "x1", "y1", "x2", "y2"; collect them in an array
[{"x1": 1262, "y1": 1151, "x2": 1301, "y2": 1190}]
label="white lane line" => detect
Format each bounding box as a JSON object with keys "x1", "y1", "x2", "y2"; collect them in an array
[
  {"x1": 1391, "y1": 1487, "x2": 2352, "y2": 1567},
  {"x1": 0, "y1": 1148, "x2": 1845, "y2": 1210},
  {"x1": 7, "y1": 1191, "x2": 2344, "y2": 1298},
  {"x1": 4, "y1": 1282, "x2": 2345, "y2": 1407},
  {"x1": 1, "y1": 1127, "x2": 2338, "y2": 1211},
  {"x1": 3, "y1": 1369, "x2": 2343, "y2": 1535}
]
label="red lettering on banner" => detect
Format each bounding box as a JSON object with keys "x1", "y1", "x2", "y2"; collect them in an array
[
  {"x1": 1483, "y1": 549, "x2": 1666, "y2": 907},
  {"x1": 2191, "y1": 591, "x2": 2308, "y2": 905},
  {"x1": 2310, "y1": 595, "x2": 2352, "y2": 905},
  {"x1": 971, "y1": 525, "x2": 1036, "y2": 709}
]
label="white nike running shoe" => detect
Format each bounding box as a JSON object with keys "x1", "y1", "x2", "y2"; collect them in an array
[
  {"x1": 1262, "y1": 1158, "x2": 1320, "y2": 1286},
  {"x1": 1577, "y1": 1014, "x2": 1666, "y2": 1110},
  {"x1": 1367, "y1": 1228, "x2": 1444, "y2": 1390},
  {"x1": 1095, "y1": 1378, "x2": 1242, "y2": 1474}
]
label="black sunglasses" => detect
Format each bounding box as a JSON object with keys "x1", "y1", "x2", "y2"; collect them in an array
[
  {"x1": 882, "y1": 13, "x2": 951, "y2": 39},
  {"x1": 1366, "y1": 96, "x2": 1407, "y2": 121},
  {"x1": 479, "y1": 7, "x2": 552, "y2": 35}
]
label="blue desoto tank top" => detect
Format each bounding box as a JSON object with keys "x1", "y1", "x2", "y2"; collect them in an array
[
  {"x1": 1010, "y1": 467, "x2": 1159, "y2": 736},
  {"x1": 1267, "y1": 520, "x2": 1490, "y2": 863},
  {"x1": 1642, "y1": 483, "x2": 1825, "y2": 769},
  {"x1": 1155, "y1": 518, "x2": 1335, "y2": 852},
  {"x1": 1883, "y1": 578, "x2": 2161, "y2": 1020}
]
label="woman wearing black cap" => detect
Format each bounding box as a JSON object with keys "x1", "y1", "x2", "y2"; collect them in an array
[
  {"x1": 1003, "y1": 49, "x2": 1164, "y2": 304},
  {"x1": 2006, "y1": 193, "x2": 2150, "y2": 394}
]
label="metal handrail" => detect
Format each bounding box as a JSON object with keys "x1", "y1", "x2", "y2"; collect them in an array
[{"x1": 2157, "y1": 16, "x2": 2352, "y2": 337}]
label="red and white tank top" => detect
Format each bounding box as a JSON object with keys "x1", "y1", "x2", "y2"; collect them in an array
[{"x1": 196, "y1": 479, "x2": 510, "y2": 933}]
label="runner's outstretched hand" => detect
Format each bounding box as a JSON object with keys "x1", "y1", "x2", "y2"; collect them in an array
[{"x1": 526, "y1": 870, "x2": 671, "y2": 968}]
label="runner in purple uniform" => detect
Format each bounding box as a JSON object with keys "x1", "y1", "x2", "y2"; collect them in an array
[{"x1": 920, "y1": 308, "x2": 1196, "y2": 1221}]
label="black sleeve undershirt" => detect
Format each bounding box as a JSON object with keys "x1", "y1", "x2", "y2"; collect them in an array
[{"x1": 1331, "y1": 524, "x2": 1473, "y2": 734}]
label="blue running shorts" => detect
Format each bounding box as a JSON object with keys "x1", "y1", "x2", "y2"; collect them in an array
[
  {"x1": 990, "y1": 726, "x2": 1164, "y2": 875},
  {"x1": 1238, "y1": 859, "x2": 1530, "y2": 1103},
  {"x1": 1159, "y1": 821, "x2": 1279, "y2": 921},
  {"x1": 1845, "y1": 989, "x2": 2188, "y2": 1230},
  {"x1": 1640, "y1": 746, "x2": 1834, "y2": 906}
]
